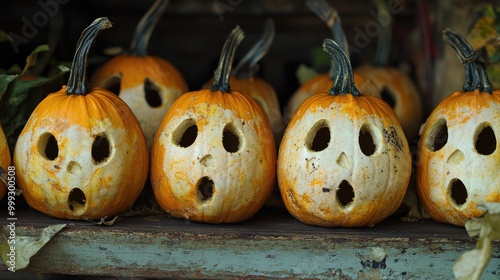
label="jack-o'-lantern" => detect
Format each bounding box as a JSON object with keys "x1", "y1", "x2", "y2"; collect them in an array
[
  {"x1": 151, "y1": 26, "x2": 276, "y2": 224},
  {"x1": 417, "y1": 29, "x2": 500, "y2": 226},
  {"x1": 13, "y1": 18, "x2": 149, "y2": 220},
  {"x1": 283, "y1": 0, "x2": 381, "y2": 123},
  {"x1": 278, "y1": 38, "x2": 411, "y2": 227},
  {"x1": 91, "y1": 0, "x2": 188, "y2": 149},
  {"x1": 355, "y1": 0, "x2": 422, "y2": 142},
  {"x1": 0, "y1": 124, "x2": 10, "y2": 201}
]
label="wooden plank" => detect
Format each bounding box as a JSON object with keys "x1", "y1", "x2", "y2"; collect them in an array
[{"x1": 1, "y1": 201, "x2": 499, "y2": 279}]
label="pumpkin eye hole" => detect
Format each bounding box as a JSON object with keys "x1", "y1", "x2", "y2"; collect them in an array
[
  {"x1": 337, "y1": 180, "x2": 355, "y2": 207},
  {"x1": 68, "y1": 188, "x2": 86, "y2": 214},
  {"x1": 144, "y1": 78, "x2": 162, "y2": 108},
  {"x1": 306, "y1": 119, "x2": 330, "y2": 152},
  {"x1": 102, "y1": 75, "x2": 121, "y2": 96},
  {"x1": 449, "y1": 178, "x2": 467, "y2": 207},
  {"x1": 92, "y1": 134, "x2": 111, "y2": 164},
  {"x1": 380, "y1": 87, "x2": 396, "y2": 108},
  {"x1": 425, "y1": 119, "x2": 448, "y2": 152},
  {"x1": 359, "y1": 124, "x2": 377, "y2": 156},
  {"x1": 475, "y1": 124, "x2": 496, "y2": 155},
  {"x1": 173, "y1": 118, "x2": 198, "y2": 148},
  {"x1": 38, "y1": 133, "x2": 59, "y2": 161},
  {"x1": 197, "y1": 176, "x2": 214, "y2": 201},
  {"x1": 223, "y1": 123, "x2": 241, "y2": 153}
]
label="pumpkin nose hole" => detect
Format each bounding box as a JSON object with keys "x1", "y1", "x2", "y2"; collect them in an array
[
  {"x1": 336, "y1": 152, "x2": 351, "y2": 169},
  {"x1": 68, "y1": 188, "x2": 86, "y2": 214},
  {"x1": 306, "y1": 120, "x2": 330, "y2": 152},
  {"x1": 447, "y1": 150, "x2": 464, "y2": 165},
  {"x1": 144, "y1": 77, "x2": 162, "y2": 108},
  {"x1": 102, "y1": 75, "x2": 121, "y2": 96},
  {"x1": 359, "y1": 125, "x2": 376, "y2": 156},
  {"x1": 426, "y1": 119, "x2": 448, "y2": 152},
  {"x1": 337, "y1": 180, "x2": 354, "y2": 207},
  {"x1": 200, "y1": 154, "x2": 215, "y2": 169},
  {"x1": 173, "y1": 118, "x2": 198, "y2": 148},
  {"x1": 475, "y1": 124, "x2": 496, "y2": 155},
  {"x1": 380, "y1": 87, "x2": 396, "y2": 108},
  {"x1": 38, "y1": 133, "x2": 59, "y2": 161},
  {"x1": 92, "y1": 134, "x2": 111, "y2": 164},
  {"x1": 223, "y1": 123, "x2": 241, "y2": 153},
  {"x1": 449, "y1": 178, "x2": 467, "y2": 207},
  {"x1": 67, "y1": 161, "x2": 82, "y2": 174},
  {"x1": 197, "y1": 176, "x2": 214, "y2": 201}
]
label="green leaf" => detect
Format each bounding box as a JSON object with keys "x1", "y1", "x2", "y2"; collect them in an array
[
  {"x1": 0, "y1": 67, "x2": 69, "y2": 154},
  {"x1": 20, "y1": 45, "x2": 50, "y2": 77},
  {"x1": 1, "y1": 224, "x2": 66, "y2": 271},
  {"x1": 0, "y1": 30, "x2": 12, "y2": 42}
]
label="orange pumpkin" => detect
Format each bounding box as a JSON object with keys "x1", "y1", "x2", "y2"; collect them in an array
[
  {"x1": 151, "y1": 26, "x2": 276, "y2": 224},
  {"x1": 0, "y1": 124, "x2": 10, "y2": 201},
  {"x1": 13, "y1": 18, "x2": 149, "y2": 220},
  {"x1": 417, "y1": 29, "x2": 500, "y2": 226},
  {"x1": 91, "y1": 0, "x2": 188, "y2": 149},
  {"x1": 283, "y1": 0, "x2": 381, "y2": 123},
  {"x1": 278, "y1": 38, "x2": 411, "y2": 227}
]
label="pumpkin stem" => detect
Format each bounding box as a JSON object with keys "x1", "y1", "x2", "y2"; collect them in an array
[
  {"x1": 233, "y1": 18, "x2": 275, "y2": 80},
  {"x1": 129, "y1": 0, "x2": 168, "y2": 56},
  {"x1": 323, "y1": 38, "x2": 360, "y2": 96},
  {"x1": 372, "y1": 0, "x2": 391, "y2": 66},
  {"x1": 443, "y1": 29, "x2": 493, "y2": 94},
  {"x1": 306, "y1": 0, "x2": 349, "y2": 79},
  {"x1": 209, "y1": 26, "x2": 245, "y2": 93},
  {"x1": 66, "y1": 17, "x2": 112, "y2": 95}
]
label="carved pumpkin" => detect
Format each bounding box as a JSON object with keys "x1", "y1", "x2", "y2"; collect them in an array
[
  {"x1": 0, "y1": 124, "x2": 10, "y2": 201},
  {"x1": 91, "y1": 0, "x2": 188, "y2": 149},
  {"x1": 278, "y1": 38, "x2": 411, "y2": 227},
  {"x1": 355, "y1": 0, "x2": 422, "y2": 142},
  {"x1": 417, "y1": 29, "x2": 500, "y2": 226},
  {"x1": 13, "y1": 18, "x2": 149, "y2": 220},
  {"x1": 151, "y1": 26, "x2": 276, "y2": 224},
  {"x1": 283, "y1": 0, "x2": 381, "y2": 123}
]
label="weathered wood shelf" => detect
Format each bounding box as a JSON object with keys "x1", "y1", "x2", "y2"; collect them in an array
[{"x1": 1, "y1": 198, "x2": 499, "y2": 279}]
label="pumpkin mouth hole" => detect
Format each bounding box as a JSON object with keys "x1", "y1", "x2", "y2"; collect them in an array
[
  {"x1": 101, "y1": 75, "x2": 121, "y2": 96},
  {"x1": 223, "y1": 123, "x2": 241, "y2": 153},
  {"x1": 197, "y1": 176, "x2": 214, "y2": 201},
  {"x1": 449, "y1": 178, "x2": 467, "y2": 207},
  {"x1": 475, "y1": 124, "x2": 496, "y2": 155},
  {"x1": 426, "y1": 119, "x2": 448, "y2": 152},
  {"x1": 337, "y1": 180, "x2": 354, "y2": 207},
  {"x1": 38, "y1": 133, "x2": 59, "y2": 161},
  {"x1": 359, "y1": 124, "x2": 376, "y2": 156},
  {"x1": 173, "y1": 119, "x2": 198, "y2": 148},
  {"x1": 68, "y1": 188, "x2": 86, "y2": 214},
  {"x1": 306, "y1": 119, "x2": 330, "y2": 152},
  {"x1": 380, "y1": 87, "x2": 396, "y2": 108},
  {"x1": 144, "y1": 77, "x2": 162, "y2": 108},
  {"x1": 92, "y1": 134, "x2": 111, "y2": 164}
]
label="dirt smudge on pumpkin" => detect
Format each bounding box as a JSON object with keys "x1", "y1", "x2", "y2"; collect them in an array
[{"x1": 383, "y1": 126, "x2": 404, "y2": 153}]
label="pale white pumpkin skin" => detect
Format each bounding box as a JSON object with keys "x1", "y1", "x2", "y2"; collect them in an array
[
  {"x1": 278, "y1": 93, "x2": 411, "y2": 227},
  {"x1": 417, "y1": 90, "x2": 500, "y2": 226},
  {"x1": 151, "y1": 91, "x2": 277, "y2": 223}
]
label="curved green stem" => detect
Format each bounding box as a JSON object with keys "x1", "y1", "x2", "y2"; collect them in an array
[
  {"x1": 443, "y1": 29, "x2": 492, "y2": 93},
  {"x1": 306, "y1": 0, "x2": 349, "y2": 80},
  {"x1": 323, "y1": 38, "x2": 360, "y2": 96},
  {"x1": 66, "y1": 17, "x2": 112, "y2": 95},
  {"x1": 372, "y1": 0, "x2": 392, "y2": 66},
  {"x1": 129, "y1": 0, "x2": 169, "y2": 56},
  {"x1": 233, "y1": 18, "x2": 275, "y2": 80},
  {"x1": 210, "y1": 26, "x2": 245, "y2": 93}
]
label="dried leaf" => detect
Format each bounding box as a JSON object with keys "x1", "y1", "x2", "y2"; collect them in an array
[
  {"x1": 453, "y1": 202, "x2": 500, "y2": 280},
  {"x1": 20, "y1": 45, "x2": 49, "y2": 77},
  {"x1": 295, "y1": 64, "x2": 319, "y2": 85},
  {"x1": 1, "y1": 224, "x2": 66, "y2": 271}
]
